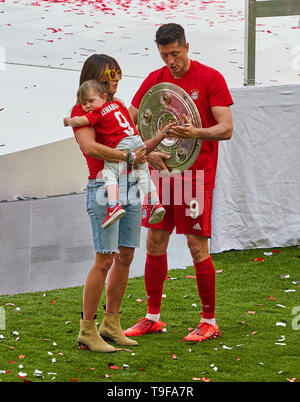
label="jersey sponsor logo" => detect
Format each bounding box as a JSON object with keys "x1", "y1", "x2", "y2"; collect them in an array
[
  {"x1": 192, "y1": 223, "x2": 202, "y2": 230},
  {"x1": 101, "y1": 103, "x2": 119, "y2": 116},
  {"x1": 190, "y1": 88, "x2": 199, "y2": 101}
]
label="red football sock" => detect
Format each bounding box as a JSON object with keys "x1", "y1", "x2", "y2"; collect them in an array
[
  {"x1": 144, "y1": 253, "x2": 168, "y2": 315},
  {"x1": 194, "y1": 255, "x2": 216, "y2": 319}
]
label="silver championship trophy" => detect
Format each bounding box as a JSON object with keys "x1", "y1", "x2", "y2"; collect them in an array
[{"x1": 137, "y1": 83, "x2": 202, "y2": 172}]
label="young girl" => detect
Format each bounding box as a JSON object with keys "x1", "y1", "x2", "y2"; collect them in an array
[{"x1": 64, "y1": 80, "x2": 166, "y2": 229}]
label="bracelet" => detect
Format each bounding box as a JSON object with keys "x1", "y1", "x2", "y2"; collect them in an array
[
  {"x1": 130, "y1": 152, "x2": 136, "y2": 163},
  {"x1": 122, "y1": 152, "x2": 127, "y2": 161}
]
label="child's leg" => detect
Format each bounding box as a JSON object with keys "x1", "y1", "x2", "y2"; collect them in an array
[
  {"x1": 133, "y1": 162, "x2": 158, "y2": 204},
  {"x1": 106, "y1": 184, "x2": 119, "y2": 208},
  {"x1": 102, "y1": 162, "x2": 127, "y2": 229},
  {"x1": 103, "y1": 162, "x2": 125, "y2": 206}
]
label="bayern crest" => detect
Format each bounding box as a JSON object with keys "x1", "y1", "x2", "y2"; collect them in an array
[{"x1": 190, "y1": 89, "x2": 199, "y2": 100}]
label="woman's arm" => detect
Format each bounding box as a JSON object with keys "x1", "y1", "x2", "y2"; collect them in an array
[{"x1": 75, "y1": 126, "x2": 146, "y2": 164}]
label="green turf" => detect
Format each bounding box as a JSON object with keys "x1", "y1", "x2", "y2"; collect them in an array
[{"x1": 0, "y1": 246, "x2": 299, "y2": 382}]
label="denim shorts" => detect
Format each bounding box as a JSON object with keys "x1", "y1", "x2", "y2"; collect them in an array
[{"x1": 86, "y1": 174, "x2": 142, "y2": 253}]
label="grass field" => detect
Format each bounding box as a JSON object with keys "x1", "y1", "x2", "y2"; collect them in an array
[{"x1": 0, "y1": 246, "x2": 299, "y2": 383}]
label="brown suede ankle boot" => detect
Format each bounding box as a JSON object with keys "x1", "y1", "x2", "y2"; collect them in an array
[
  {"x1": 78, "y1": 318, "x2": 116, "y2": 353},
  {"x1": 99, "y1": 312, "x2": 138, "y2": 346}
]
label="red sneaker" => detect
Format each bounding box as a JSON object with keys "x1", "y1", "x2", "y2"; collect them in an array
[
  {"x1": 123, "y1": 318, "x2": 164, "y2": 336},
  {"x1": 102, "y1": 204, "x2": 126, "y2": 229},
  {"x1": 148, "y1": 201, "x2": 165, "y2": 224},
  {"x1": 183, "y1": 322, "x2": 221, "y2": 342}
]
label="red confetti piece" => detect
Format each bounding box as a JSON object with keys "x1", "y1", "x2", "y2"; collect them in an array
[
  {"x1": 269, "y1": 297, "x2": 276, "y2": 300},
  {"x1": 110, "y1": 366, "x2": 120, "y2": 370},
  {"x1": 186, "y1": 275, "x2": 196, "y2": 279},
  {"x1": 51, "y1": 300, "x2": 55, "y2": 304},
  {"x1": 248, "y1": 311, "x2": 256, "y2": 314},
  {"x1": 271, "y1": 250, "x2": 280, "y2": 253},
  {"x1": 70, "y1": 378, "x2": 79, "y2": 382},
  {"x1": 136, "y1": 299, "x2": 143, "y2": 303},
  {"x1": 18, "y1": 355, "x2": 25, "y2": 359},
  {"x1": 202, "y1": 377, "x2": 211, "y2": 382},
  {"x1": 254, "y1": 258, "x2": 264, "y2": 261},
  {"x1": 47, "y1": 28, "x2": 62, "y2": 33},
  {"x1": 287, "y1": 378, "x2": 296, "y2": 382},
  {"x1": 172, "y1": 355, "x2": 177, "y2": 360},
  {"x1": 8, "y1": 361, "x2": 16, "y2": 364}
]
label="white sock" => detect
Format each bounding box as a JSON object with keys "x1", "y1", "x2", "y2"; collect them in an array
[
  {"x1": 146, "y1": 313, "x2": 160, "y2": 322},
  {"x1": 200, "y1": 317, "x2": 216, "y2": 326}
]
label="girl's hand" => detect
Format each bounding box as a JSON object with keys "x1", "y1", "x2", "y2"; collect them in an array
[{"x1": 64, "y1": 117, "x2": 71, "y2": 127}]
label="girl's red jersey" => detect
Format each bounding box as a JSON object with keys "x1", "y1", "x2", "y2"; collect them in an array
[{"x1": 71, "y1": 100, "x2": 138, "y2": 179}]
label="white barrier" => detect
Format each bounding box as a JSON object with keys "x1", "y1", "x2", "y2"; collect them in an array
[{"x1": 1, "y1": 83, "x2": 300, "y2": 295}]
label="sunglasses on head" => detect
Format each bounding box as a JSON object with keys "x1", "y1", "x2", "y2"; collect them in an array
[{"x1": 104, "y1": 69, "x2": 122, "y2": 80}]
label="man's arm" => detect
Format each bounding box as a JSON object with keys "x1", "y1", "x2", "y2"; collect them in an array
[{"x1": 168, "y1": 106, "x2": 233, "y2": 141}]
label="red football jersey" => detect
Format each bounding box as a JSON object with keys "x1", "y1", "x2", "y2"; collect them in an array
[
  {"x1": 71, "y1": 100, "x2": 138, "y2": 179},
  {"x1": 132, "y1": 60, "x2": 234, "y2": 190},
  {"x1": 86, "y1": 100, "x2": 138, "y2": 148}
]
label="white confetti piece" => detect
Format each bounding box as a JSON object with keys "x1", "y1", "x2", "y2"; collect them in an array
[
  {"x1": 18, "y1": 372, "x2": 27, "y2": 378},
  {"x1": 192, "y1": 303, "x2": 197, "y2": 308},
  {"x1": 276, "y1": 304, "x2": 286, "y2": 308},
  {"x1": 275, "y1": 342, "x2": 286, "y2": 346},
  {"x1": 276, "y1": 322, "x2": 286, "y2": 327},
  {"x1": 51, "y1": 358, "x2": 56, "y2": 363},
  {"x1": 223, "y1": 345, "x2": 232, "y2": 350},
  {"x1": 285, "y1": 289, "x2": 296, "y2": 293},
  {"x1": 264, "y1": 252, "x2": 273, "y2": 256},
  {"x1": 280, "y1": 274, "x2": 290, "y2": 279}
]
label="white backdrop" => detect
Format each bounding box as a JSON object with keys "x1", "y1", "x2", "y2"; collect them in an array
[
  {"x1": 1, "y1": 83, "x2": 300, "y2": 294},
  {"x1": 211, "y1": 84, "x2": 300, "y2": 253}
]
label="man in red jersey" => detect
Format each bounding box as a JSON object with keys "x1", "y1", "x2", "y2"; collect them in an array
[{"x1": 124, "y1": 23, "x2": 233, "y2": 342}]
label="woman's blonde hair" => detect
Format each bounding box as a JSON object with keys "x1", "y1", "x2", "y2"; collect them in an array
[{"x1": 76, "y1": 80, "x2": 107, "y2": 105}]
